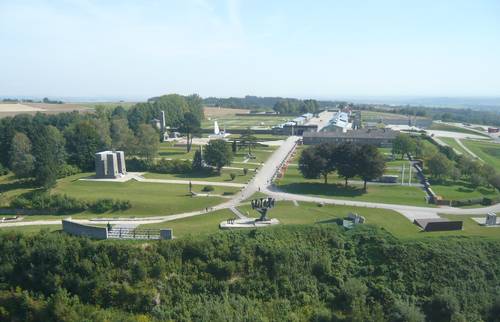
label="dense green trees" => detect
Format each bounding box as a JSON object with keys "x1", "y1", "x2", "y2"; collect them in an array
[
  {"x1": 9, "y1": 132, "x2": 35, "y2": 178},
  {"x1": 299, "y1": 143, "x2": 386, "y2": 189},
  {"x1": 203, "y1": 139, "x2": 233, "y2": 174},
  {"x1": 0, "y1": 226, "x2": 499, "y2": 321},
  {"x1": 32, "y1": 125, "x2": 66, "y2": 188},
  {"x1": 136, "y1": 124, "x2": 159, "y2": 161},
  {"x1": 65, "y1": 120, "x2": 106, "y2": 171},
  {"x1": 299, "y1": 143, "x2": 336, "y2": 184},
  {"x1": 273, "y1": 98, "x2": 321, "y2": 115},
  {"x1": 392, "y1": 134, "x2": 416, "y2": 159}
]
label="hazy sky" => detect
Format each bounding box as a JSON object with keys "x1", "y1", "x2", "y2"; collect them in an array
[{"x1": 1, "y1": 0, "x2": 499, "y2": 99}]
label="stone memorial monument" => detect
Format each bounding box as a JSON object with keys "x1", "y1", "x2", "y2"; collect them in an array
[
  {"x1": 95, "y1": 151, "x2": 127, "y2": 178},
  {"x1": 219, "y1": 197, "x2": 280, "y2": 229}
]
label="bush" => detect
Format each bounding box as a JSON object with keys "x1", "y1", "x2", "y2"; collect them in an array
[
  {"x1": 154, "y1": 158, "x2": 192, "y2": 174},
  {"x1": 0, "y1": 163, "x2": 8, "y2": 176},
  {"x1": 229, "y1": 173, "x2": 236, "y2": 181},
  {"x1": 126, "y1": 157, "x2": 153, "y2": 172},
  {"x1": 10, "y1": 192, "x2": 131, "y2": 214},
  {"x1": 57, "y1": 163, "x2": 81, "y2": 179},
  {"x1": 451, "y1": 197, "x2": 484, "y2": 207},
  {"x1": 202, "y1": 185, "x2": 214, "y2": 192},
  {"x1": 243, "y1": 168, "x2": 248, "y2": 176}
]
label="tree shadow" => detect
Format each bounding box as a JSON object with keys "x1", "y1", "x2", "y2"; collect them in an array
[
  {"x1": 278, "y1": 182, "x2": 366, "y2": 198},
  {"x1": 0, "y1": 177, "x2": 38, "y2": 194}
]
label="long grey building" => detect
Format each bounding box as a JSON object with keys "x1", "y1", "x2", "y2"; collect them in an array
[
  {"x1": 95, "y1": 151, "x2": 127, "y2": 178},
  {"x1": 303, "y1": 128, "x2": 398, "y2": 147}
]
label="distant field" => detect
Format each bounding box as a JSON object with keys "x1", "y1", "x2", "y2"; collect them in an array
[
  {"x1": 462, "y1": 140, "x2": 500, "y2": 171},
  {"x1": 78, "y1": 101, "x2": 137, "y2": 110},
  {"x1": 429, "y1": 123, "x2": 490, "y2": 137},
  {"x1": 361, "y1": 110, "x2": 427, "y2": 121},
  {"x1": 0, "y1": 102, "x2": 93, "y2": 118},
  {"x1": 202, "y1": 114, "x2": 289, "y2": 130},
  {"x1": 204, "y1": 106, "x2": 250, "y2": 117}
]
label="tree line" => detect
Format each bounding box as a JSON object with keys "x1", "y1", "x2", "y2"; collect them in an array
[
  {"x1": 0, "y1": 225, "x2": 499, "y2": 321},
  {"x1": 0, "y1": 94, "x2": 204, "y2": 189},
  {"x1": 299, "y1": 142, "x2": 386, "y2": 190}
]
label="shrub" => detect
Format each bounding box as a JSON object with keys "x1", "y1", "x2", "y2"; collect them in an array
[
  {"x1": 57, "y1": 163, "x2": 81, "y2": 178},
  {"x1": 243, "y1": 168, "x2": 248, "y2": 176},
  {"x1": 229, "y1": 173, "x2": 236, "y2": 181},
  {"x1": 0, "y1": 163, "x2": 8, "y2": 176},
  {"x1": 202, "y1": 185, "x2": 214, "y2": 192}
]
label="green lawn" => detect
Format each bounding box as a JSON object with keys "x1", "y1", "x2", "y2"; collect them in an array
[
  {"x1": 439, "y1": 137, "x2": 469, "y2": 155},
  {"x1": 462, "y1": 140, "x2": 500, "y2": 171},
  {"x1": 140, "y1": 209, "x2": 236, "y2": 238},
  {"x1": 158, "y1": 143, "x2": 198, "y2": 160},
  {"x1": 48, "y1": 174, "x2": 232, "y2": 218},
  {"x1": 278, "y1": 158, "x2": 427, "y2": 206},
  {"x1": 437, "y1": 214, "x2": 500, "y2": 239},
  {"x1": 431, "y1": 180, "x2": 499, "y2": 200},
  {"x1": 429, "y1": 123, "x2": 490, "y2": 137},
  {"x1": 144, "y1": 168, "x2": 253, "y2": 184}
]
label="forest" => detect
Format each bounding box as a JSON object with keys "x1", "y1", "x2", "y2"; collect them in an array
[{"x1": 0, "y1": 225, "x2": 499, "y2": 321}]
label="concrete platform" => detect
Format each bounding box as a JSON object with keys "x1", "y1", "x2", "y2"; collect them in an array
[
  {"x1": 472, "y1": 217, "x2": 500, "y2": 227},
  {"x1": 219, "y1": 217, "x2": 280, "y2": 229}
]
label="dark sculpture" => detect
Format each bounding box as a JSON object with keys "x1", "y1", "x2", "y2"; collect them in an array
[{"x1": 251, "y1": 197, "x2": 276, "y2": 221}]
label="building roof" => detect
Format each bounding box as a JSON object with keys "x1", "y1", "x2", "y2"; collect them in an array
[{"x1": 304, "y1": 128, "x2": 398, "y2": 139}]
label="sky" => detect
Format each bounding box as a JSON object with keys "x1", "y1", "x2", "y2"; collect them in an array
[{"x1": 1, "y1": 0, "x2": 499, "y2": 100}]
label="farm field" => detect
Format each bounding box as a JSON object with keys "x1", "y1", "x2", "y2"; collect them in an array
[
  {"x1": 361, "y1": 110, "x2": 428, "y2": 121},
  {"x1": 201, "y1": 114, "x2": 290, "y2": 130},
  {"x1": 462, "y1": 140, "x2": 500, "y2": 171},
  {"x1": 0, "y1": 102, "x2": 92, "y2": 118},
  {"x1": 203, "y1": 106, "x2": 250, "y2": 117},
  {"x1": 429, "y1": 123, "x2": 490, "y2": 137}
]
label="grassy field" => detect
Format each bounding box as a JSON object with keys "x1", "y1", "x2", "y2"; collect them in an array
[
  {"x1": 202, "y1": 115, "x2": 289, "y2": 130},
  {"x1": 49, "y1": 174, "x2": 234, "y2": 218},
  {"x1": 439, "y1": 137, "x2": 469, "y2": 155},
  {"x1": 144, "y1": 168, "x2": 254, "y2": 184},
  {"x1": 158, "y1": 143, "x2": 198, "y2": 160},
  {"x1": 429, "y1": 123, "x2": 490, "y2": 137},
  {"x1": 140, "y1": 209, "x2": 236, "y2": 238},
  {"x1": 431, "y1": 180, "x2": 499, "y2": 200},
  {"x1": 277, "y1": 165, "x2": 428, "y2": 206},
  {"x1": 462, "y1": 140, "x2": 500, "y2": 171}
]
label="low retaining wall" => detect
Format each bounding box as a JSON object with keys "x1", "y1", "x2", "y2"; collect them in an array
[{"x1": 62, "y1": 220, "x2": 108, "y2": 240}]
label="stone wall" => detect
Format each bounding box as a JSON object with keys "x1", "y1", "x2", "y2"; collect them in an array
[{"x1": 62, "y1": 220, "x2": 108, "y2": 240}]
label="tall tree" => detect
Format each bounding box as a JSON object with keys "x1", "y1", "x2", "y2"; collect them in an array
[
  {"x1": 32, "y1": 125, "x2": 66, "y2": 188},
  {"x1": 299, "y1": 143, "x2": 336, "y2": 184},
  {"x1": 9, "y1": 132, "x2": 35, "y2": 178},
  {"x1": 64, "y1": 121, "x2": 104, "y2": 171},
  {"x1": 204, "y1": 139, "x2": 233, "y2": 174},
  {"x1": 240, "y1": 128, "x2": 258, "y2": 154},
  {"x1": 427, "y1": 153, "x2": 453, "y2": 180},
  {"x1": 179, "y1": 112, "x2": 201, "y2": 153},
  {"x1": 336, "y1": 143, "x2": 360, "y2": 187},
  {"x1": 136, "y1": 124, "x2": 159, "y2": 161},
  {"x1": 356, "y1": 145, "x2": 386, "y2": 191},
  {"x1": 392, "y1": 134, "x2": 416, "y2": 159},
  {"x1": 110, "y1": 118, "x2": 136, "y2": 153}
]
